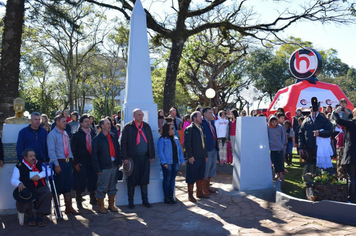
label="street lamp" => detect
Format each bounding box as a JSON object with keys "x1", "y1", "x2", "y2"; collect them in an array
[{"x1": 205, "y1": 88, "x2": 216, "y2": 106}]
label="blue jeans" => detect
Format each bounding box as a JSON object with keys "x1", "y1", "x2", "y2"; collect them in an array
[
  {"x1": 204, "y1": 150, "x2": 218, "y2": 179},
  {"x1": 286, "y1": 142, "x2": 293, "y2": 154},
  {"x1": 162, "y1": 162, "x2": 178, "y2": 198},
  {"x1": 270, "y1": 150, "x2": 284, "y2": 173}
]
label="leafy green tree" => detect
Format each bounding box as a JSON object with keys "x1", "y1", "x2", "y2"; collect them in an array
[
  {"x1": 178, "y1": 30, "x2": 248, "y2": 108},
  {"x1": 84, "y1": 0, "x2": 355, "y2": 113},
  {"x1": 245, "y1": 48, "x2": 290, "y2": 101},
  {"x1": 28, "y1": 1, "x2": 107, "y2": 112},
  {"x1": 152, "y1": 67, "x2": 193, "y2": 114},
  {"x1": 0, "y1": 0, "x2": 25, "y2": 127}
]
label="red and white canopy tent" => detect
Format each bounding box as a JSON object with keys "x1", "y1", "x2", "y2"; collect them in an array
[{"x1": 266, "y1": 80, "x2": 354, "y2": 116}]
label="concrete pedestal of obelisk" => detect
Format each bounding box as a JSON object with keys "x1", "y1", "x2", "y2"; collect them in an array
[
  {"x1": 0, "y1": 124, "x2": 28, "y2": 210},
  {"x1": 232, "y1": 117, "x2": 273, "y2": 191},
  {"x1": 115, "y1": 0, "x2": 163, "y2": 206}
]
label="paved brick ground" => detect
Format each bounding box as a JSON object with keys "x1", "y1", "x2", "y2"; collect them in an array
[{"x1": 1, "y1": 170, "x2": 356, "y2": 235}]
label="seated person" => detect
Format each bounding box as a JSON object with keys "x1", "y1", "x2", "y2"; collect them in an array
[{"x1": 11, "y1": 148, "x2": 52, "y2": 227}]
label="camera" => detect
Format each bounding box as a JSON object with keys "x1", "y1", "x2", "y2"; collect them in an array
[
  {"x1": 311, "y1": 97, "x2": 319, "y2": 112},
  {"x1": 341, "y1": 107, "x2": 345, "y2": 111}
]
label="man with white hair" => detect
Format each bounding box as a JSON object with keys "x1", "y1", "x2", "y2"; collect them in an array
[{"x1": 120, "y1": 109, "x2": 155, "y2": 209}]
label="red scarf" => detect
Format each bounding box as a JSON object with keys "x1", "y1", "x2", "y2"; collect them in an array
[
  {"x1": 208, "y1": 119, "x2": 217, "y2": 140},
  {"x1": 23, "y1": 160, "x2": 45, "y2": 187},
  {"x1": 59, "y1": 129, "x2": 70, "y2": 158},
  {"x1": 134, "y1": 120, "x2": 147, "y2": 145},
  {"x1": 82, "y1": 128, "x2": 92, "y2": 154},
  {"x1": 106, "y1": 133, "x2": 116, "y2": 159}
]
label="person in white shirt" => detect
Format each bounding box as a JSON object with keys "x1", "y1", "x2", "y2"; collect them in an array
[
  {"x1": 215, "y1": 110, "x2": 230, "y2": 165},
  {"x1": 11, "y1": 149, "x2": 52, "y2": 227}
]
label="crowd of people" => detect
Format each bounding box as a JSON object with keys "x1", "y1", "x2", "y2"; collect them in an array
[
  {"x1": 2, "y1": 108, "x2": 155, "y2": 226},
  {"x1": 267, "y1": 98, "x2": 356, "y2": 204},
  {"x1": 2, "y1": 96, "x2": 356, "y2": 227}
]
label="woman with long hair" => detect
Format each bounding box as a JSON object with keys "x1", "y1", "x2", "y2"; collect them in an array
[{"x1": 157, "y1": 123, "x2": 186, "y2": 204}]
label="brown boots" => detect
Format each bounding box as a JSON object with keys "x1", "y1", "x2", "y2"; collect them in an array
[
  {"x1": 207, "y1": 177, "x2": 217, "y2": 193},
  {"x1": 188, "y1": 180, "x2": 212, "y2": 202},
  {"x1": 196, "y1": 180, "x2": 210, "y2": 199},
  {"x1": 64, "y1": 192, "x2": 79, "y2": 215},
  {"x1": 188, "y1": 184, "x2": 196, "y2": 202},
  {"x1": 97, "y1": 198, "x2": 107, "y2": 214},
  {"x1": 108, "y1": 195, "x2": 118, "y2": 212},
  {"x1": 202, "y1": 179, "x2": 211, "y2": 195},
  {"x1": 97, "y1": 196, "x2": 118, "y2": 214}
]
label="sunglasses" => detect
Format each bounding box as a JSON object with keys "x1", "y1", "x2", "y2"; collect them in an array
[{"x1": 170, "y1": 127, "x2": 175, "y2": 130}]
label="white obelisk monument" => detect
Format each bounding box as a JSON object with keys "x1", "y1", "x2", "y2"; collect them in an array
[
  {"x1": 233, "y1": 117, "x2": 273, "y2": 191},
  {"x1": 116, "y1": 0, "x2": 163, "y2": 205}
]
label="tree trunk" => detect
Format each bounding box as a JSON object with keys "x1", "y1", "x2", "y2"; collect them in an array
[
  {"x1": 163, "y1": 38, "x2": 185, "y2": 114},
  {"x1": 0, "y1": 0, "x2": 25, "y2": 132}
]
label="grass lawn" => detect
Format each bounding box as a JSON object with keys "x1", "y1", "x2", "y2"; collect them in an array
[
  {"x1": 281, "y1": 153, "x2": 306, "y2": 199},
  {"x1": 281, "y1": 150, "x2": 337, "y2": 199}
]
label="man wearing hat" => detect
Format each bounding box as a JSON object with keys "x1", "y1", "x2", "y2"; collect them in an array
[
  {"x1": 298, "y1": 97, "x2": 333, "y2": 172},
  {"x1": 120, "y1": 109, "x2": 155, "y2": 209},
  {"x1": 47, "y1": 115, "x2": 78, "y2": 215},
  {"x1": 11, "y1": 149, "x2": 52, "y2": 226},
  {"x1": 92, "y1": 118, "x2": 122, "y2": 214}
]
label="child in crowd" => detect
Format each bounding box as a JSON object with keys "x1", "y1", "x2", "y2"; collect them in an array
[
  {"x1": 277, "y1": 112, "x2": 286, "y2": 126},
  {"x1": 284, "y1": 120, "x2": 295, "y2": 166},
  {"x1": 182, "y1": 114, "x2": 191, "y2": 130},
  {"x1": 96, "y1": 124, "x2": 101, "y2": 134},
  {"x1": 115, "y1": 123, "x2": 121, "y2": 138},
  {"x1": 177, "y1": 122, "x2": 184, "y2": 146},
  {"x1": 295, "y1": 117, "x2": 304, "y2": 166},
  {"x1": 335, "y1": 125, "x2": 347, "y2": 178},
  {"x1": 267, "y1": 115, "x2": 286, "y2": 181},
  {"x1": 215, "y1": 110, "x2": 229, "y2": 165}
]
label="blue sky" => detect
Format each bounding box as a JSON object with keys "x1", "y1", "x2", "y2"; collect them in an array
[
  {"x1": 1, "y1": 0, "x2": 354, "y2": 67},
  {"x1": 248, "y1": 0, "x2": 356, "y2": 68}
]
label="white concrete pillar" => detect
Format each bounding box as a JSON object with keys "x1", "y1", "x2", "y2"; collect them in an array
[{"x1": 232, "y1": 117, "x2": 273, "y2": 191}]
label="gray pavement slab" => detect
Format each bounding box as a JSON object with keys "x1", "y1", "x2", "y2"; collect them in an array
[{"x1": 1, "y1": 169, "x2": 355, "y2": 235}]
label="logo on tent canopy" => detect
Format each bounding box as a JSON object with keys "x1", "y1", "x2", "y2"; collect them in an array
[
  {"x1": 300, "y1": 99, "x2": 308, "y2": 106},
  {"x1": 289, "y1": 48, "x2": 322, "y2": 80}
]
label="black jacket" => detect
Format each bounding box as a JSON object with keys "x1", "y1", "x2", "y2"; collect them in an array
[
  {"x1": 71, "y1": 128, "x2": 96, "y2": 165},
  {"x1": 120, "y1": 121, "x2": 155, "y2": 160},
  {"x1": 298, "y1": 113, "x2": 333, "y2": 152},
  {"x1": 16, "y1": 161, "x2": 45, "y2": 190},
  {"x1": 184, "y1": 123, "x2": 208, "y2": 159},
  {"x1": 91, "y1": 132, "x2": 122, "y2": 173},
  {"x1": 334, "y1": 113, "x2": 356, "y2": 165}
]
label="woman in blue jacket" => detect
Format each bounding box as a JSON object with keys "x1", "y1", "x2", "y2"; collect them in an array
[{"x1": 157, "y1": 123, "x2": 185, "y2": 204}]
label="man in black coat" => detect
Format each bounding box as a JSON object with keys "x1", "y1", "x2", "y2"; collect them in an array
[
  {"x1": 184, "y1": 111, "x2": 208, "y2": 202},
  {"x1": 71, "y1": 114, "x2": 97, "y2": 209},
  {"x1": 92, "y1": 119, "x2": 122, "y2": 214},
  {"x1": 334, "y1": 106, "x2": 356, "y2": 202},
  {"x1": 299, "y1": 102, "x2": 333, "y2": 172},
  {"x1": 120, "y1": 108, "x2": 155, "y2": 209}
]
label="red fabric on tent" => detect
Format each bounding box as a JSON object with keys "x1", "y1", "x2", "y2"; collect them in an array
[{"x1": 267, "y1": 80, "x2": 354, "y2": 117}]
